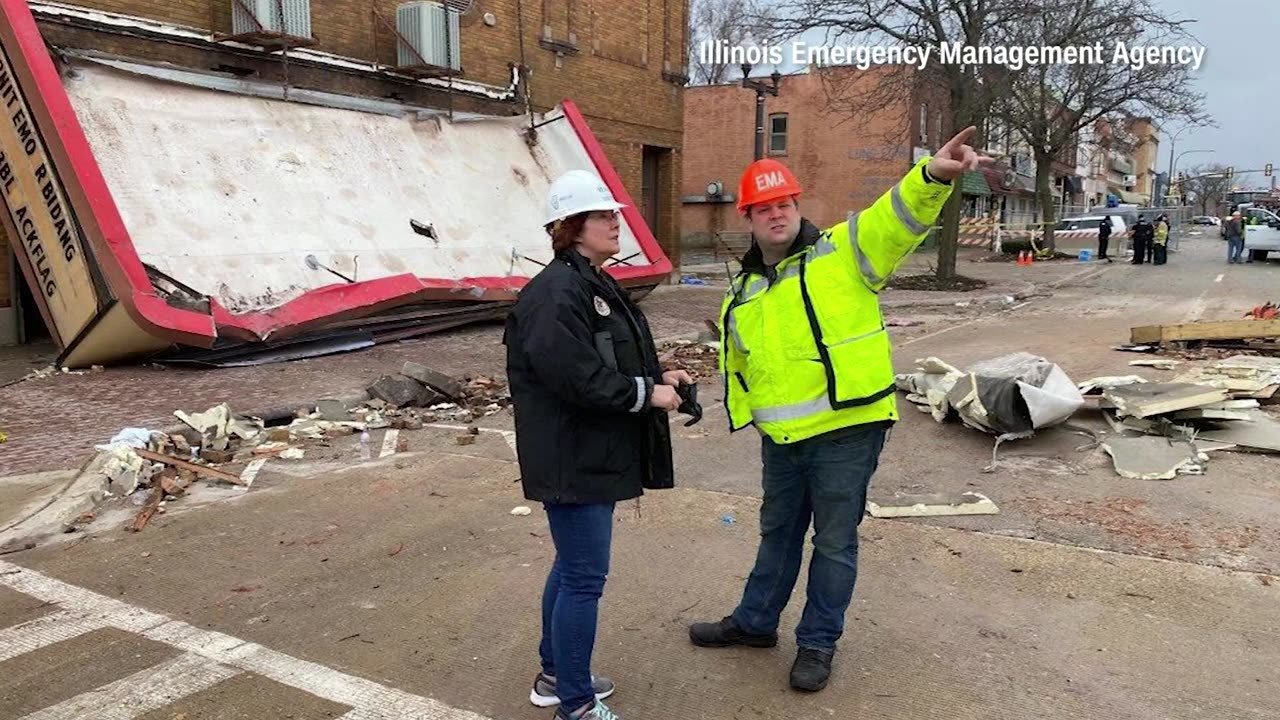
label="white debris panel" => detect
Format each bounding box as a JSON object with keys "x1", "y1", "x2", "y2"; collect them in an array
[{"x1": 61, "y1": 62, "x2": 652, "y2": 315}]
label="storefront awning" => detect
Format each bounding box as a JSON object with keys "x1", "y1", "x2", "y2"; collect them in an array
[{"x1": 960, "y1": 170, "x2": 991, "y2": 196}]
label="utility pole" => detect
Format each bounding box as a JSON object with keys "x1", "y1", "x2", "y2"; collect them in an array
[{"x1": 741, "y1": 64, "x2": 782, "y2": 160}]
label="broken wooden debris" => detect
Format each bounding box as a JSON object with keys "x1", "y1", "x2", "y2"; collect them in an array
[
  {"x1": 128, "y1": 485, "x2": 165, "y2": 532},
  {"x1": 136, "y1": 449, "x2": 247, "y2": 486},
  {"x1": 1131, "y1": 318, "x2": 1280, "y2": 345},
  {"x1": 866, "y1": 492, "x2": 999, "y2": 518}
]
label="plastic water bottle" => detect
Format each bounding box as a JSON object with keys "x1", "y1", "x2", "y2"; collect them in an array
[{"x1": 359, "y1": 430, "x2": 371, "y2": 460}]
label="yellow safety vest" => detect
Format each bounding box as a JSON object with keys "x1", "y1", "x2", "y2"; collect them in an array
[{"x1": 719, "y1": 157, "x2": 953, "y2": 444}]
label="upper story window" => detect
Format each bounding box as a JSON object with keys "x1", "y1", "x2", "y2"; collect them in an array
[{"x1": 769, "y1": 113, "x2": 788, "y2": 155}]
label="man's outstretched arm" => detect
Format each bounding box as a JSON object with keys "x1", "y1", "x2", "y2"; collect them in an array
[{"x1": 845, "y1": 126, "x2": 993, "y2": 292}]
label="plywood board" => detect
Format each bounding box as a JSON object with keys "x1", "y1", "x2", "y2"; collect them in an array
[{"x1": 1131, "y1": 319, "x2": 1280, "y2": 344}]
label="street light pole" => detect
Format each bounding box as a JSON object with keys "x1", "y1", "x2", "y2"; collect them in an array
[
  {"x1": 1170, "y1": 149, "x2": 1213, "y2": 206},
  {"x1": 1166, "y1": 125, "x2": 1191, "y2": 180},
  {"x1": 1172, "y1": 149, "x2": 1213, "y2": 186},
  {"x1": 741, "y1": 63, "x2": 782, "y2": 160}
]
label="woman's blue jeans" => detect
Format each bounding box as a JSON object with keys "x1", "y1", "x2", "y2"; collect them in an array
[{"x1": 539, "y1": 501, "x2": 615, "y2": 710}]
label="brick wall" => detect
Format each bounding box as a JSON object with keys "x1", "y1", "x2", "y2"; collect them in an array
[{"x1": 682, "y1": 66, "x2": 933, "y2": 245}]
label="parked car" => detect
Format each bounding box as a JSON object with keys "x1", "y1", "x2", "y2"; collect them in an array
[
  {"x1": 1054, "y1": 215, "x2": 1129, "y2": 235},
  {"x1": 1190, "y1": 215, "x2": 1221, "y2": 226}
]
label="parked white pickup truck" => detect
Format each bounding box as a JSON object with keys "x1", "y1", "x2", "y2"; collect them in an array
[{"x1": 1238, "y1": 205, "x2": 1280, "y2": 261}]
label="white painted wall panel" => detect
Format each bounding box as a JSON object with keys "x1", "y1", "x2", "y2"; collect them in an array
[{"x1": 62, "y1": 65, "x2": 646, "y2": 313}]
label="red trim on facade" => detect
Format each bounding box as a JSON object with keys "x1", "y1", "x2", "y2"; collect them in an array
[{"x1": 560, "y1": 99, "x2": 674, "y2": 279}]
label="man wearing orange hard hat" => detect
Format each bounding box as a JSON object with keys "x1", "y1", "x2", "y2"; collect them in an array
[{"x1": 689, "y1": 127, "x2": 992, "y2": 693}]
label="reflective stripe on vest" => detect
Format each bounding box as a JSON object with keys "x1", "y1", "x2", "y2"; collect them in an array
[
  {"x1": 891, "y1": 183, "x2": 929, "y2": 235},
  {"x1": 751, "y1": 393, "x2": 831, "y2": 423},
  {"x1": 848, "y1": 212, "x2": 884, "y2": 288}
]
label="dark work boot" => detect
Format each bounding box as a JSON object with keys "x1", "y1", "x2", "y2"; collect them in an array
[
  {"x1": 789, "y1": 648, "x2": 833, "y2": 692},
  {"x1": 688, "y1": 616, "x2": 777, "y2": 648}
]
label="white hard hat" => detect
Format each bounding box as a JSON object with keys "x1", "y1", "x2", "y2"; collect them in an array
[{"x1": 545, "y1": 170, "x2": 626, "y2": 226}]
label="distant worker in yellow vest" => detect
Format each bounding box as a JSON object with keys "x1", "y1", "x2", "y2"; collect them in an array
[{"x1": 688, "y1": 128, "x2": 993, "y2": 692}]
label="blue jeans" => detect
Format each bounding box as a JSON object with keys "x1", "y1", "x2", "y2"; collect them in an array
[
  {"x1": 732, "y1": 425, "x2": 887, "y2": 653},
  {"x1": 1228, "y1": 237, "x2": 1245, "y2": 263},
  {"x1": 539, "y1": 502, "x2": 615, "y2": 709}
]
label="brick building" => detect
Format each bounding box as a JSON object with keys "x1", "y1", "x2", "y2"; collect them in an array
[
  {"x1": 0, "y1": 0, "x2": 688, "y2": 346},
  {"x1": 680, "y1": 64, "x2": 968, "y2": 251}
]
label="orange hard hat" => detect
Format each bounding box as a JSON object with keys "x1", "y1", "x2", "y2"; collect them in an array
[{"x1": 737, "y1": 158, "x2": 802, "y2": 213}]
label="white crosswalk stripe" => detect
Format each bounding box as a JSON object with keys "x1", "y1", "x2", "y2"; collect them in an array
[
  {"x1": 0, "y1": 560, "x2": 493, "y2": 719},
  {"x1": 18, "y1": 652, "x2": 241, "y2": 720},
  {"x1": 0, "y1": 610, "x2": 109, "y2": 663}
]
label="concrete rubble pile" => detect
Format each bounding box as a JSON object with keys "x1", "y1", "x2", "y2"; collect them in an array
[
  {"x1": 82, "y1": 362, "x2": 506, "y2": 532},
  {"x1": 657, "y1": 336, "x2": 722, "y2": 380}
]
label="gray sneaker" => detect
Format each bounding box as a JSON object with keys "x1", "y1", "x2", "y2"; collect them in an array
[
  {"x1": 555, "y1": 699, "x2": 622, "y2": 720},
  {"x1": 530, "y1": 672, "x2": 616, "y2": 708}
]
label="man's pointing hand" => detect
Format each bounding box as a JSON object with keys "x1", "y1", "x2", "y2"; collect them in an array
[{"x1": 927, "y1": 126, "x2": 995, "y2": 183}]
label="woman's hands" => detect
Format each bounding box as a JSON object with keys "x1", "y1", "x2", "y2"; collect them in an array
[
  {"x1": 650, "y1": 369, "x2": 693, "y2": 412},
  {"x1": 650, "y1": 384, "x2": 682, "y2": 411},
  {"x1": 662, "y1": 369, "x2": 694, "y2": 387}
]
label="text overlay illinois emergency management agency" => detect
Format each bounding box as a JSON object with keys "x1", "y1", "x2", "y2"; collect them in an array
[{"x1": 698, "y1": 41, "x2": 1206, "y2": 72}]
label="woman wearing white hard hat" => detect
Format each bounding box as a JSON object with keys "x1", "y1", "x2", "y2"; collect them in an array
[{"x1": 503, "y1": 169, "x2": 689, "y2": 720}]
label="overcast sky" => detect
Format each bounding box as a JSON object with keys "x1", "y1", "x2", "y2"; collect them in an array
[
  {"x1": 732, "y1": 1, "x2": 1275, "y2": 189},
  {"x1": 1160, "y1": 0, "x2": 1276, "y2": 189}
]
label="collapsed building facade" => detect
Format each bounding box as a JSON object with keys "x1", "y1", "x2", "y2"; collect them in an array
[{"x1": 0, "y1": 0, "x2": 688, "y2": 366}]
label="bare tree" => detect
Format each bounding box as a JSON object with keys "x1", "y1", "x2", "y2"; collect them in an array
[
  {"x1": 755, "y1": 0, "x2": 1035, "y2": 281},
  {"x1": 688, "y1": 0, "x2": 754, "y2": 85},
  {"x1": 1183, "y1": 163, "x2": 1232, "y2": 215},
  {"x1": 990, "y1": 0, "x2": 1212, "y2": 253}
]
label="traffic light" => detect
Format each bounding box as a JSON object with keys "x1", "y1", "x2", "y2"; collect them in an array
[
  {"x1": 1267, "y1": 163, "x2": 1274, "y2": 177},
  {"x1": 1228, "y1": 166, "x2": 1235, "y2": 182}
]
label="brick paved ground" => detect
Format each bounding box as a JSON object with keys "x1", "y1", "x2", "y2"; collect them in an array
[
  {"x1": 0, "y1": 286, "x2": 728, "y2": 476},
  {"x1": 0, "y1": 253, "x2": 1085, "y2": 478}
]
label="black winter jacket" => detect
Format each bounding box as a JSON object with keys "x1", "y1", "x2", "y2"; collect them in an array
[{"x1": 503, "y1": 249, "x2": 674, "y2": 505}]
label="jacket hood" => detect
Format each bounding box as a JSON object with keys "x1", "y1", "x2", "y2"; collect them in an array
[{"x1": 739, "y1": 218, "x2": 823, "y2": 277}]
